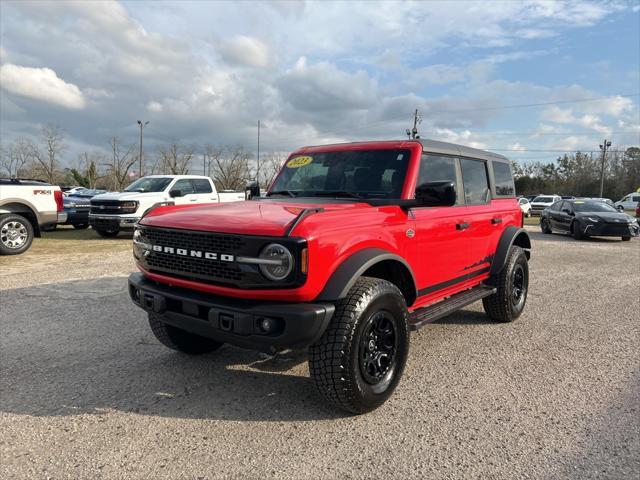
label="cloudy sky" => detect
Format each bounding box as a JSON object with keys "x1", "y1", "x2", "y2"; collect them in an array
[{"x1": 1, "y1": 0, "x2": 639, "y2": 168}]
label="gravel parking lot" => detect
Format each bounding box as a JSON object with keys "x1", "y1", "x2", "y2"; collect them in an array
[{"x1": 1, "y1": 227, "x2": 638, "y2": 479}]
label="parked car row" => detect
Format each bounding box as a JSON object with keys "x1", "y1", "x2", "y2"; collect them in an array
[
  {"x1": 0, "y1": 174, "x2": 246, "y2": 254},
  {"x1": 539, "y1": 198, "x2": 639, "y2": 241},
  {"x1": 523, "y1": 193, "x2": 638, "y2": 216}
]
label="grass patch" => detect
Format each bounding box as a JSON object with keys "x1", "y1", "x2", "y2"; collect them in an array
[
  {"x1": 524, "y1": 216, "x2": 540, "y2": 227},
  {"x1": 29, "y1": 225, "x2": 132, "y2": 255}
]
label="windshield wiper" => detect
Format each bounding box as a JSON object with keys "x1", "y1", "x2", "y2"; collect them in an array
[
  {"x1": 267, "y1": 190, "x2": 298, "y2": 197},
  {"x1": 313, "y1": 191, "x2": 363, "y2": 199}
]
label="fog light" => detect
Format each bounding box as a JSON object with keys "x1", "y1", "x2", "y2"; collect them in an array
[{"x1": 258, "y1": 317, "x2": 282, "y2": 334}]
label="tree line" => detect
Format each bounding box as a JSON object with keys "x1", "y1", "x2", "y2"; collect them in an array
[
  {"x1": 0, "y1": 124, "x2": 285, "y2": 191},
  {"x1": 512, "y1": 147, "x2": 640, "y2": 200}
]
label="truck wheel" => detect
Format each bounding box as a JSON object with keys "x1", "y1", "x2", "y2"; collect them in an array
[
  {"x1": 148, "y1": 313, "x2": 224, "y2": 354},
  {"x1": 483, "y1": 246, "x2": 528, "y2": 323},
  {"x1": 540, "y1": 218, "x2": 552, "y2": 234},
  {"x1": 73, "y1": 223, "x2": 89, "y2": 230},
  {"x1": 0, "y1": 214, "x2": 34, "y2": 255},
  {"x1": 309, "y1": 277, "x2": 410, "y2": 414},
  {"x1": 621, "y1": 236, "x2": 631, "y2": 241},
  {"x1": 95, "y1": 228, "x2": 119, "y2": 238}
]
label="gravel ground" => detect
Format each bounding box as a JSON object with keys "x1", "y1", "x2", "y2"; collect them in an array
[{"x1": 1, "y1": 227, "x2": 638, "y2": 479}]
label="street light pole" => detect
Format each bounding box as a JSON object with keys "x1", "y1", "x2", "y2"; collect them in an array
[
  {"x1": 137, "y1": 120, "x2": 149, "y2": 178},
  {"x1": 599, "y1": 139, "x2": 611, "y2": 198},
  {"x1": 256, "y1": 120, "x2": 261, "y2": 189}
]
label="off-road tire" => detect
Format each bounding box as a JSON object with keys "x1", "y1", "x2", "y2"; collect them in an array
[
  {"x1": 483, "y1": 246, "x2": 529, "y2": 323},
  {"x1": 0, "y1": 214, "x2": 34, "y2": 255},
  {"x1": 621, "y1": 236, "x2": 631, "y2": 241},
  {"x1": 95, "y1": 228, "x2": 119, "y2": 238},
  {"x1": 309, "y1": 277, "x2": 410, "y2": 414},
  {"x1": 572, "y1": 221, "x2": 583, "y2": 240},
  {"x1": 73, "y1": 223, "x2": 89, "y2": 230},
  {"x1": 148, "y1": 313, "x2": 224, "y2": 354},
  {"x1": 541, "y1": 218, "x2": 552, "y2": 234}
]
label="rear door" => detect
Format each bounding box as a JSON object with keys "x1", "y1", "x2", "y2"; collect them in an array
[
  {"x1": 459, "y1": 157, "x2": 496, "y2": 274},
  {"x1": 410, "y1": 154, "x2": 471, "y2": 298},
  {"x1": 191, "y1": 178, "x2": 219, "y2": 203}
]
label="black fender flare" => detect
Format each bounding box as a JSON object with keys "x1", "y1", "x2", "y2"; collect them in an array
[
  {"x1": 490, "y1": 226, "x2": 531, "y2": 277},
  {"x1": 315, "y1": 248, "x2": 417, "y2": 303}
]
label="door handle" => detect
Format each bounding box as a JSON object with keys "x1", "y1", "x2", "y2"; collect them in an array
[
  {"x1": 190, "y1": 198, "x2": 197, "y2": 202},
  {"x1": 491, "y1": 217, "x2": 503, "y2": 224},
  {"x1": 456, "y1": 222, "x2": 470, "y2": 230}
]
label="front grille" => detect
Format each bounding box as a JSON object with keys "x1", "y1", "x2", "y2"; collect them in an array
[
  {"x1": 90, "y1": 217, "x2": 119, "y2": 228},
  {"x1": 136, "y1": 226, "x2": 307, "y2": 289},
  {"x1": 91, "y1": 200, "x2": 137, "y2": 214},
  {"x1": 143, "y1": 228, "x2": 245, "y2": 283}
]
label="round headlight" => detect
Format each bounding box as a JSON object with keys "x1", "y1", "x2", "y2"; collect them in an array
[{"x1": 259, "y1": 243, "x2": 294, "y2": 281}]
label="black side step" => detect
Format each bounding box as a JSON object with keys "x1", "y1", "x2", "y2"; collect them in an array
[{"x1": 409, "y1": 285, "x2": 496, "y2": 331}]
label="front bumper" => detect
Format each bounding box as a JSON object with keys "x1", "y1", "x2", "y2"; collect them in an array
[
  {"x1": 89, "y1": 214, "x2": 140, "y2": 230},
  {"x1": 581, "y1": 221, "x2": 639, "y2": 237},
  {"x1": 128, "y1": 272, "x2": 334, "y2": 352}
]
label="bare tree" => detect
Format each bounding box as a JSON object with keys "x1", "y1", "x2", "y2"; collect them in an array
[
  {"x1": 257, "y1": 151, "x2": 288, "y2": 189},
  {"x1": 29, "y1": 124, "x2": 67, "y2": 183},
  {"x1": 0, "y1": 138, "x2": 34, "y2": 178},
  {"x1": 72, "y1": 151, "x2": 106, "y2": 188},
  {"x1": 157, "y1": 143, "x2": 195, "y2": 175},
  {"x1": 104, "y1": 137, "x2": 136, "y2": 190},
  {"x1": 204, "y1": 144, "x2": 225, "y2": 178},
  {"x1": 210, "y1": 146, "x2": 252, "y2": 191}
]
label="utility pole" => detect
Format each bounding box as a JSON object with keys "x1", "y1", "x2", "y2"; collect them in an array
[
  {"x1": 405, "y1": 109, "x2": 422, "y2": 139},
  {"x1": 256, "y1": 120, "x2": 261, "y2": 188},
  {"x1": 599, "y1": 139, "x2": 611, "y2": 198},
  {"x1": 203, "y1": 152, "x2": 206, "y2": 176},
  {"x1": 137, "y1": 120, "x2": 149, "y2": 178}
]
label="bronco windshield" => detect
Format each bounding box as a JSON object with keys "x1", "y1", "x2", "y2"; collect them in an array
[
  {"x1": 124, "y1": 177, "x2": 173, "y2": 193},
  {"x1": 268, "y1": 149, "x2": 410, "y2": 199}
]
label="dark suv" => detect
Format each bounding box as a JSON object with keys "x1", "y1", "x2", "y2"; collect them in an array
[{"x1": 128, "y1": 140, "x2": 531, "y2": 413}]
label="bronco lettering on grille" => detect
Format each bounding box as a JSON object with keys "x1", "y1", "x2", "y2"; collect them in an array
[{"x1": 151, "y1": 244, "x2": 234, "y2": 262}]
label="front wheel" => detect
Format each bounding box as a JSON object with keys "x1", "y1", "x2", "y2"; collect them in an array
[
  {"x1": 0, "y1": 214, "x2": 34, "y2": 255},
  {"x1": 572, "y1": 221, "x2": 583, "y2": 240},
  {"x1": 309, "y1": 277, "x2": 410, "y2": 414},
  {"x1": 483, "y1": 246, "x2": 529, "y2": 323},
  {"x1": 621, "y1": 236, "x2": 631, "y2": 241},
  {"x1": 73, "y1": 223, "x2": 89, "y2": 230},
  {"x1": 541, "y1": 218, "x2": 552, "y2": 234},
  {"x1": 148, "y1": 313, "x2": 224, "y2": 354}
]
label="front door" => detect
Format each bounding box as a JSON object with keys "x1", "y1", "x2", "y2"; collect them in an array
[
  {"x1": 171, "y1": 179, "x2": 199, "y2": 205},
  {"x1": 409, "y1": 154, "x2": 470, "y2": 303}
]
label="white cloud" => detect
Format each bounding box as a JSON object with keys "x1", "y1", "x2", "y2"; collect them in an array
[
  {"x1": 147, "y1": 101, "x2": 163, "y2": 113},
  {"x1": 0, "y1": 63, "x2": 85, "y2": 109},
  {"x1": 218, "y1": 35, "x2": 269, "y2": 67}
]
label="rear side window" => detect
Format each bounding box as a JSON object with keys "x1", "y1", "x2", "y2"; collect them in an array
[
  {"x1": 492, "y1": 162, "x2": 515, "y2": 197},
  {"x1": 459, "y1": 158, "x2": 490, "y2": 204},
  {"x1": 632, "y1": 195, "x2": 640, "y2": 202},
  {"x1": 192, "y1": 179, "x2": 213, "y2": 193},
  {"x1": 418, "y1": 154, "x2": 456, "y2": 185},
  {"x1": 172, "y1": 179, "x2": 196, "y2": 195}
]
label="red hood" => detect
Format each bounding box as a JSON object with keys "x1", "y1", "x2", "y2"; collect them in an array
[{"x1": 140, "y1": 200, "x2": 369, "y2": 236}]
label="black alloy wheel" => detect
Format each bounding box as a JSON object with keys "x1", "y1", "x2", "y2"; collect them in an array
[{"x1": 358, "y1": 311, "x2": 398, "y2": 390}]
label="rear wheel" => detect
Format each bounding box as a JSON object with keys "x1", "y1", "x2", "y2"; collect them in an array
[
  {"x1": 309, "y1": 277, "x2": 409, "y2": 414},
  {"x1": 95, "y1": 227, "x2": 119, "y2": 237},
  {"x1": 621, "y1": 236, "x2": 631, "y2": 241},
  {"x1": 73, "y1": 223, "x2": 89, "y2": 230},
  {"x1": 0, "y1": 214, "x2": 34, "y2": 255},
  {"x1": 483, "y1": 246, "x2": 529, "y2": 323},
  {"x1": 148, "y1": 313, "x2": 224, "y2": 354}
]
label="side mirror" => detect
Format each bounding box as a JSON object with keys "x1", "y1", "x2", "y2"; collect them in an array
[
  {"x1": 562, "y1": 208, "x2": 573, "y2": 215},
  {"x1": 616, "y1": 205, "x2": 624, "y2": 211},
  {"x1": 169, "y1": 189, "x2": 183, "y2": 198},
  {"x1": 415, "y1": 181, "x2": 456, "y2": 207},
  {"x1": 246, "y1": 181, "x2": 260, "y2": 200}
]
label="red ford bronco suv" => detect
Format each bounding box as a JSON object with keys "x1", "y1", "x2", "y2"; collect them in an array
[{"x1": 128, "y1": 140, "x2": 531, "y2": 413}]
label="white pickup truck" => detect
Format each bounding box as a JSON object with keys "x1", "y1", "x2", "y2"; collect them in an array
[
  {"x1": 89, "y1": 175, "x2": 245, "y2": 237},
  {"x1": 0, "y1": 178, "x2": 66, "y2": 255}
]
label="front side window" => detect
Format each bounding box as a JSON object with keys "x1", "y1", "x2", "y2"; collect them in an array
[
  {"x1": 418, "y1": 154, "x2": 457, "y2": 186},
  {"x1": 269, "y1": 149, "x2": 410, "y2": 199},
  {"x1": 172, "y1": 179, "x2": 195, "y2": 195},
  {"x1": 459, "y1": 158, "x2": 489, "y2": 204},
  {"x1": 492, "y1": 161, "x2": 515, "y2": 197}
]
